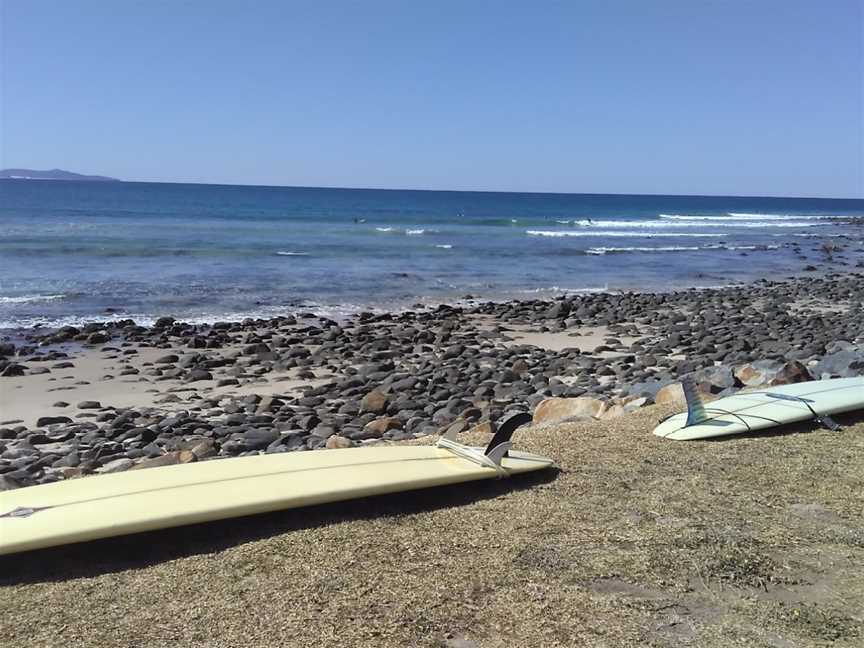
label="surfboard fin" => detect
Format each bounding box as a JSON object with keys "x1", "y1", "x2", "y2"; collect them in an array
[
  {"x1": 484, "y1": 412, "x2": 533, "y2": 457},
  {"x1": 436, "y1": 412, "x2": 531, "y2": 475},
  {"x1": 765, "y1": 392, "x2": 842, "y2": 431},
  {"x1": 681, "y1": 377, "x2": 709, "y2": 427}
]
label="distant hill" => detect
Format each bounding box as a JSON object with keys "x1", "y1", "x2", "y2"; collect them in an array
[{"x1": 0, "y1": 168, "x2": 120, "y2": 182}]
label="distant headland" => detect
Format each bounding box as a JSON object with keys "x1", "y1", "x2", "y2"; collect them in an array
[{"x1": 0, "y1": 168, "x2": 120, "y2": 182}]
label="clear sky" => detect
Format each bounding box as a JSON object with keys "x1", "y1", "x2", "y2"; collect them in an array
[{"x1": 1, "y1": 1, "x2": 861, "y2": 197}]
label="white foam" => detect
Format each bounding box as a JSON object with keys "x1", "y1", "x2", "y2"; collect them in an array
[
  {"x1": 516, "y1": 285, "x2": 612, "y2": 294},
  {"x1": 0, "y1": 294, "x2": 66, "y2": 304},
  {"x1": 573, "y1": 218, "x2": 826, "y2": 229},
  {"x1": 275, "y1": 251, "x2": 310, "y2": 256},
  {"x1": 526, "y1": 230, "x2": 724, "y2": 238},
  {"x1": 660, "y1": 212, "x2": 806, "y2": 221},
  {"x1": 434, "y1": 244, "x2": 453, "y2": 249},
  {"x1": 704, "y1": 244, "x2": 781, "y2": 251},
  {"x1": 727, "y1": 212, "x2": 824, "y2": 220},
  {"x1": 406, "y1": 229, "x2": 425, "y2": 235},
  {"x1": 375, "y1": 226, "x2": 394, "y2": 232},
  {"x1": 555, "y1": 220, "x2": 571, "y2": 224},
  {"x1": 586, "y1": 246, "x2": 700, "y2": 255},
  {"x1": 789, "y1": 233, "x2": 845, "y2": 238}
]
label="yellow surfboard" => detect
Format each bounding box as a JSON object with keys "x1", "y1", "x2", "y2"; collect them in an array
[{"x1": 0, "y1": 414, "x2": 552, "y2": 555}]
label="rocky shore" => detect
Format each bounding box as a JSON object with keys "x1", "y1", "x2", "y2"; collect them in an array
[{"x1": 1, "y1": 272, "x2": 862, "y2": 490}]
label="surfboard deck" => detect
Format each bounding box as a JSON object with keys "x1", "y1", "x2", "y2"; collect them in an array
[
  {"x1": 653, "y1": 377, "x2": 864, "y2": 441},
  {"x1": 0, "y1": 444, "x2": 553, "y2": 556}
]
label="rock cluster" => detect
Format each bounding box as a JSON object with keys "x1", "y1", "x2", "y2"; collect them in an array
[{"x1": 1, "y1": 272, "x2": 862, "y2": 489}]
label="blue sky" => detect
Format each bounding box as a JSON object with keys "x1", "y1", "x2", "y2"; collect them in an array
[{"x1": 1, "y1": 1, "x2": 861, "y2": 197}]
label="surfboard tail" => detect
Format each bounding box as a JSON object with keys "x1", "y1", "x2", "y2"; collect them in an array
[
  {"x1": 437, "y1": 412, "x2": 533, "y2": 475},
  {"x1": 681, "y1": 377, "x2": 709, "y2": 427}
]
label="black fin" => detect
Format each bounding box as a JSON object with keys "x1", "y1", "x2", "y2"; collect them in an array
[{"x1": 484, "y1": 412, "x2": 533, "y2": 456}]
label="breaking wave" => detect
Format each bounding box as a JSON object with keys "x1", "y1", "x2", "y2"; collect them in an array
[
  {"x1": 526, "y1": 230, "x2": 724, "y2": 238},
  {"x1": 0, "y1": 294, "x2": 66, "y2": 304}
]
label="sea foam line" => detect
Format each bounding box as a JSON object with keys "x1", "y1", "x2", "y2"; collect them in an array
[
  {"x1": 526, "y1": 230, "x2": 724, "y2": 238},
  {"x1": 572, "y1": 218, "x2": 825, "y2": 229},
  {"x1": 586, "y1": 246, "x2": 700, "y2": 255},
  {"x1": 660, "y1": 212, "x2": 820, "y2": 221},
  {"x1": 0, "y1": 294, "x2": 66, "y2": 304}
]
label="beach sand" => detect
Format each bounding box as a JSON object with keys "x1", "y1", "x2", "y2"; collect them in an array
[{"x1": 0, "y1": 405, "x2": 862, "y2": 647}]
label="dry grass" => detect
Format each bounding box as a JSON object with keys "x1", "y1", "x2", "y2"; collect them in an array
[{"x1": 1, "y1": 405, "x2": 863, "y2": 647}]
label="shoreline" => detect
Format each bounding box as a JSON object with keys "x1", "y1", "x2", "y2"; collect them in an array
[
  {"x1": 2, "y1": 252, "x2": 862, "y2": 336},
  {"x1": 1, "y1": 270, "x2": 862, "y2": 489}
]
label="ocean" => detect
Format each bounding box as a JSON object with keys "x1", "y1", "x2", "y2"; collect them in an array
[{"x1": 1, "y1": 180, "x2": 862, "y2": 330}]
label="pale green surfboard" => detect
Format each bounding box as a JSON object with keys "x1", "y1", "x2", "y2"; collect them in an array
[
  {"x1": 653, "y1": 377, "x2": 864, "y2": 441},
  {"x1": 0, "y1": 414, "x2": 553, "y2": 555}
]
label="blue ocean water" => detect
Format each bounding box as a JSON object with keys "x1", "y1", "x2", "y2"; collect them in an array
[{"x1": 1, "y1": 180, "x2": 862, "y2": 329}]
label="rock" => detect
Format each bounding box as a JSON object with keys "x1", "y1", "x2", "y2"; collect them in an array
[
  {"x1": 77, "y1": 400, "x2": 102, "y2": 410},
  {"x1": 190, "y1": 438, "x2": 217, "y2": 459},
  {"x1": 310, "y1": 425, "x2": 338, "y2": 439},
  {"x1": 243, "y1": 428, "x2": 279, "y2": 450},
  {"x1": 362, "y1": 416, "x2": 403, "y2": 437},
  {"x1": 1, "y1": 363, "x2": 26, "y2": 377},
  {"x1": 155, "y1": 354, "x2": 180, "y2": 364},
  {"x1": 533, "y1": 397, "x2": 607, "y2": 424},
  {"x1": 734, "y1": 360, "x2": 812, "y2": 387},
  {"x1": 654, "y1": 383, "x2": 686, "y2": 405},
  {"x1": 36, "y1": 415, "x2": 73, "y2": 427},
  {"x1": 186, "y1": 369, "x2": 213, "y2": 382},
  {"x1": 325, "y1": 435, "x2": 352, "y2": 449},
  {"x1": 467, "y1": 420, "x2": 493, "y2": 436},
  {"x1": 0, "y1": 475, "x2": 22, "y2": 491},
  {"x1": 621, "y1": 396, "x2": 650, "y2": 412},
  {"x1": 598, "y1": 403, "x2": 627, "y2": 420},
  {"x1": 811, "y1": 349, "x2": 864, "y2": 379},
  {"x1": 442, "y1": 419, "x2": 469, "y2": 437},
  {"x1": 131, "y1": 452, "x2": 182, "y2": 470},
  {"x1": 546, "y1": 302, "x2": 571, "y2": 319},
  {"x1": 689, "y1": 365, "x2": 736, "y2": 393},
  {"x1": 97, "y1": 457, "x2": 134, "y2": 473},
  {"x1": 361, "y1": 389, "x2": 389, "y2": 414}
]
